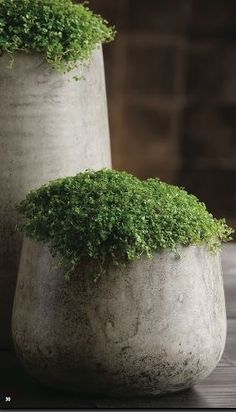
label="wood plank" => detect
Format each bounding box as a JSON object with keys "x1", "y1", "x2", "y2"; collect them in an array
[
  {"x1": 0, "y1": 355, "x2": 235, "y2": 409},
  {"x1": 193, "y1": 367, "x2": 236, "y2": 408}
]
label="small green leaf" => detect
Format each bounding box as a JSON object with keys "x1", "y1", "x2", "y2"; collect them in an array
[
  {"x1": 0, "y1": 0, "x2": 116, "y2": 74},
  {"x1": 16, "y1": 169, "x2": 234, "y2": 281}
]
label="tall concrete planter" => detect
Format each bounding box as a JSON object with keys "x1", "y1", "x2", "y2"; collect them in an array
[
  {"x1": 0, "y1": 47, "x2": 111, "y2": 348},
  {"x1": 12, "y1": 239, "x2": 226, "y2": 396}
]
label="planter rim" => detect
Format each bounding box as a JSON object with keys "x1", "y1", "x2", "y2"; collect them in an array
[
  {"x1": 21, "y1": 236, "x2": 221, "y2": 270},
  {"x1": 0, "y1": 45, "x2": 101, "y2": 61}
]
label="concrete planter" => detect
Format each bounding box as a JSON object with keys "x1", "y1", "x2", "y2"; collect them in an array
[
  {"x1": 0, "y1": 47, "x2": 111, "y2": 347},
  {"x1": 12, "y1": 238, "x2": 226, "y2": 396}
]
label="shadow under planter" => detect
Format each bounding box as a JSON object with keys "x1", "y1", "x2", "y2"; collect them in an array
[
  {"x1": 12, "y1": 238, "x2": 226, "y2": 397},
  {"x1": 0, "y1": 46, "x2": 111, "y2": 348}
]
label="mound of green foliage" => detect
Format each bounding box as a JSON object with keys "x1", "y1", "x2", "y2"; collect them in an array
[
  {"x1": 0, "y1": 0, "x2": 115, "y2": 72},
  {"x1": 17, "y1": 169, "x2": 233, "y2": 279}
]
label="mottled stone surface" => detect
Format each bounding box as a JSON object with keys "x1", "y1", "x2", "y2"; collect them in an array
[
  {"x1": 0, "y1": 47, "x2": 111, "y2": 348},
  {"x1": 12, "y1": 238, "x2": 226, "y2": 396}
]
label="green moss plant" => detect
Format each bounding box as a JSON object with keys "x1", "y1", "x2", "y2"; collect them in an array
[
  {"x1": 0, "y1": 0, "x2": 115, "y2": 72},
  {"x1": 17, "y1": 169, "x2": 233, "y2": 279}
]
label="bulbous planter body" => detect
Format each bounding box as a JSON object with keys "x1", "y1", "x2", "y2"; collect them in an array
[
  {"x1": 0, "y1": 47, "x2": 111, "y2": 347},
  {"x1": 12, "y1": 238, "x2": 226, "y2": 396}
]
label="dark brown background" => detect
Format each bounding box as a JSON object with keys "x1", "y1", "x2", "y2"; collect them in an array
[{"x1": 88, "y1": 0, "x2": 236, "y2": 231}]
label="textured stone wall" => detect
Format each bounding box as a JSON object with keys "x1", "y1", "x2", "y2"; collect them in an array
[{"x1": 89, "y1": 0, "x2": 236, "y2": 229}]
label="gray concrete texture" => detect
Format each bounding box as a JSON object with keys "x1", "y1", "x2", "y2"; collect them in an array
[
  {"x1": 0, "y1": 47, "x2": 111, "y2": 348},
  {"x1": 12, "y1": 238, "x2": 226, "y2": 396}
]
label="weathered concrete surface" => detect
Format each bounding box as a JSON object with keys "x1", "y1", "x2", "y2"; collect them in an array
[
  {"x1": 0, "y1": 47, "x2": 111, "y2": 348},
  {"x1": 12, "y1": 239, "x2": 227, "y2": 396}
]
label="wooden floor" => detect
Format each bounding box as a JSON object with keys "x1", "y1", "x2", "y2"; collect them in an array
[{"x1": 1, "y1": 244, "x2": 236, "y2": 409}]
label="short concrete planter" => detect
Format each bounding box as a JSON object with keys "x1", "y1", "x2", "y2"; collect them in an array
[
  {"x1": 0, "y1": 47, "x2": 111, "y2": 347},
  {"x1": 12, "y1": 238, "x2": 226, "y2": 396}
]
